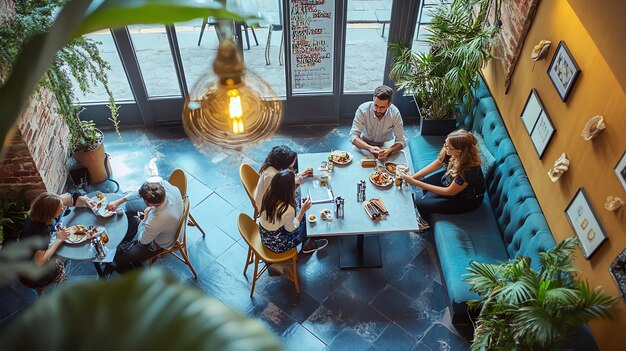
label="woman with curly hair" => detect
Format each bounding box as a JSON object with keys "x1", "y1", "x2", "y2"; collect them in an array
[
  {"x1": 402, "y1": 129, "x2": 486, "y2": 230},
  {"x1": 253, "y1": 145, "x2": 313, "y2": 211}
]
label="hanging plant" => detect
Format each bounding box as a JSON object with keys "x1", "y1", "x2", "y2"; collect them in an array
[{"x1": 0, "y1": 0, "x2": 120, "y2": 152}]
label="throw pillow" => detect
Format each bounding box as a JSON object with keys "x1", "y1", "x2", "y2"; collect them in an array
[{"x1": 474, "y1": 133, "x2": 496, "y2": 179}]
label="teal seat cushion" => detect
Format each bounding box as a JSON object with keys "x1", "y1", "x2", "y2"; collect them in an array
[
  {"x1": 431, "y1": 196, "x2": 510, "y2": 320},
  {"x1": 408, "y1": 135, "x2": 445, "y2": 172},
  {"x1": 474, "y1": 133, "x2": 496, "y2": 179}
]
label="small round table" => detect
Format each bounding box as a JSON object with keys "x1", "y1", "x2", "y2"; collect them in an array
[{"x1": 55, "y1": 193, "x2": 128, "y2": 277}]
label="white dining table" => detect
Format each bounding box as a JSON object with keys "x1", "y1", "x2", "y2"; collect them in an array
[{"x1": 298, "y1": 151, "x2": 420, "y2": 268}]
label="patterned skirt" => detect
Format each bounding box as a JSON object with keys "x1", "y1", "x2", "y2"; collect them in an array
[{"x1": 259, "y1": 220, "x2": 307, "y2": 253}]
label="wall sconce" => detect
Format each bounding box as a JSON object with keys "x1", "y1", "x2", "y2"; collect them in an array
[
  {"x1": 548, "y1": 153, "x2": 569, "y2": 182},
  {"x1": 581, "y1": 115, "x2": 606, "y2": 141},
  {"x1": 531, "y1": 40, "x2": 551, "y2": 61},
  {"x1": 182, "y1": 28, "x2": 282, "y2": 149},
  {"x1": 604, "y1": 196, "x2": 623, "y2": 211}
]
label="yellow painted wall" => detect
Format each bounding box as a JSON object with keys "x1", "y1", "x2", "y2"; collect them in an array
[{"x1": 483, "y1": 0, "x2": 626, "y2": 350}]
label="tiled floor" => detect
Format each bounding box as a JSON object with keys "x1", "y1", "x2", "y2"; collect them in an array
[{"x1": 0, "y1": 121, "x2": 470, "y2": 351}]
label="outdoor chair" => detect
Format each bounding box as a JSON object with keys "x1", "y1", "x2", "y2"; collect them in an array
[
  {"x1": 148, "y1": 196, "x2": 198, "y2": 279},
  {"x1": 265, "y1": 0, "x2": 284, "y2": 65},
  {"x1": 168, "y1": 169, "x2": 206, "y2": 237},
  {"x1": 237, "y1": 213, "x2": 299, "y2": 297},
  {"x1": 198, "y1": 18, "x2": 258, "y2": 50}
]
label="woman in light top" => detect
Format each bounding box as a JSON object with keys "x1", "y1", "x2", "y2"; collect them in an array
[
  {"x1": 253, "y1": 145, "x2": 312, "y2": 211},
  {"x1": 259, "y1": 170, "x2": 327, "y2": 254},
  {"x1": 402, "y1": 129, "x2": 486, "y2": 230}
]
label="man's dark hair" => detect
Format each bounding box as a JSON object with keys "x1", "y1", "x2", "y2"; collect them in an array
[
  {"x1": 139, "y1": 183, "x2": 166, "y2": 205},
  {"x1": 373, "y1": 85, "x2": 393, "y2": 101}
]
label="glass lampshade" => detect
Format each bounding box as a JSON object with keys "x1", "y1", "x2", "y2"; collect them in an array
[{"x1": 182, "y1": 39, "x2": 282, "y2": 149}]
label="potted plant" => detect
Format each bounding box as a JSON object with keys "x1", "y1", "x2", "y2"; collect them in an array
[
  {"x1": 0, "y1": 0, "x2": 120, "y2": 183},
  {"x1": 0, "y1": 187, "x2": 29, "y2": 248},
  {"x1": 389, "y1": 0, "x2": 498, "y2": 135},
  {"x1": 464, "y1": 237, "x2": 616, "y2": 351}
]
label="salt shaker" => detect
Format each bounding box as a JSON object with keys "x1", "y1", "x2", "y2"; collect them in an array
[{"x1": 335, "y1": 197, "x2": 344, "y2": 219}]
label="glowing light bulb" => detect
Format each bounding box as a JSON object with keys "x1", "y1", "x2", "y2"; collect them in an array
[{"x1": 228, "y1": 89, "x2": 244, "y2": 134}]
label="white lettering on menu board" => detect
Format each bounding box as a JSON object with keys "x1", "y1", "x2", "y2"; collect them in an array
[{"x1": 289, "y1": 0, "x2": 334, "y2": 93}]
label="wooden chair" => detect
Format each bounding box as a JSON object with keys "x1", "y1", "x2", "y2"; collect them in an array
[
  {"x1": 239, "y1": 163, "x2": 260, "y2": 275},
  {"x1": 148, "y1": 196, "x2": 198, "y2": 279},
  {"x1": 169, "y1": 169, "x2": 206, "y2": 237},
  {"x1": 237, "y1": 213, "x2": 299, "y2": 297}
]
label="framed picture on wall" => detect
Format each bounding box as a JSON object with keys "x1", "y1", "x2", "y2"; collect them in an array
[
  {"x1": 614, "y1": 150, "x2": 626, "y2": 193},
  {"x1": 564, "y1": 188, "x2": 608, "y2": 260},
  {"x1": 547, "y1": 41, "x2": 581, "y2": 102},
  {"x1": 520, "y1": 89, "x2": 543, "y2": 134},
  {"x1": 529, "y1": 110, "x2": 556, "y2": 159},
  {"x1": 520, "y1": 89, "x2": 555, "y2": 159}
]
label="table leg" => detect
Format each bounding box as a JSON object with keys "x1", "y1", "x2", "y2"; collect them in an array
[
  {"x1": 339, "y1": 234, "x2": 382, "y2": 268},
  {"x1": 94, "y1": 262, "x2": 106, "y2": 278}
]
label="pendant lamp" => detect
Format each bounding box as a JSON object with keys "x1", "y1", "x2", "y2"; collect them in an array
[{"x1": 182, "y1": 30, "x2": 282, "y2": 149}]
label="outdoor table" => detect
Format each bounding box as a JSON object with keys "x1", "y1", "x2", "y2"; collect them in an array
[
  {"x1": 56, "y1": 193, "x2": 128, "y2": 277},
  {"x1": 298, "y1": 151, "x2": 419, "y2": 268}
]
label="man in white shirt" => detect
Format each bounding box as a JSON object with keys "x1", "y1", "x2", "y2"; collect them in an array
[
  {"x1": 105, "y1": 179, "x2": 184, "y2": 273},
  {"x1": 350, "y1": 85, "x2": 406, "y2": 159}
]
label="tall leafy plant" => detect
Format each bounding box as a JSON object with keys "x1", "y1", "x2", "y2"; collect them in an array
[
  {"x1": 0, "y1": 0, "x2": 119, "y2": 151},
  {"x1": 389, "y1": 0, "x2": 498, "y2": 120},
  {"x1": 465, "y1": 237, "x2": 616, "y2": 351}
]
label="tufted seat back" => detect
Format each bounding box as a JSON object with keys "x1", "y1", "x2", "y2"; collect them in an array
[{"x1": 457, "y1": 78, "x2": 556, "y2": 268}]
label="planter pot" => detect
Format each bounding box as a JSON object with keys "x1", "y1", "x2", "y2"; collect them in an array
[
  {"x1": 416, "y1": 101, "x2": 457, "y2": 136},
  {"x1": 72, "y1": 129, "x2": 108, "y2": 184}
]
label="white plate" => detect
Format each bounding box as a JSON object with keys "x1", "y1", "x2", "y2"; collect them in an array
[
  {"x1": 369, "y1": 171, "x2": 393, "y2": 187},
  {"x1": 321, "y1": 209, "x2": 333, "y2": 221},
  {"x1": 65, "y1": 225, "x2": 90, "y2": 244},
  {"x1": 90, "y1": 193, "x2": 109, "y2": 216},
  {"x1": 330, "y1": 151, "x2": 353, "y2": 165}
]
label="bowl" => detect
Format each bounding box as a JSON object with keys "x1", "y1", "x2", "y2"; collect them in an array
[{"x1": 308, "y1": 214, "x2": 317, "y2": 223}]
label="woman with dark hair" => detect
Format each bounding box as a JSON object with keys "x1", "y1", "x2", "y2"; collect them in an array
[
  {"x1": 20, "y1": 192, "x2": 94, "y2": 293},
  {"x1": 402, "y1": 129, "x2": 486, "y2": 230},
  {"x1": 259, "y1": 170, "x2": 327, "y2": 254},
  {"x1": 253, "y1": 145, "x2": 313, "y2": 210}
]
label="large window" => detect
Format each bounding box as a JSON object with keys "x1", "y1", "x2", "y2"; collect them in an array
[
  {"x1": 343, "y1": 0, "x2": 389, "y2": 93},
  {"x1": 128, "y1": 24, "x2": 181, "y2": 97},
  {"x1": 71, "y1": 30, "x2": 133, "y2": 103}
]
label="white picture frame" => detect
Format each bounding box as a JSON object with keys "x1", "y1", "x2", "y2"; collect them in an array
[
  {"x1": 547, "y1": 41, "x2": 581, "y2": 102},
  {"x1": 520, "y1": 89, "x2": 555, "y2": 159},
  {"x1": 564, "y1": 188, "x2": 608, "y2": 260},
  {"x1": 521, "y1": 89, "x2": 543, "y2": 134},
  {"x1": 529, "y1": 110, "x2": 556, "y2": 159}
]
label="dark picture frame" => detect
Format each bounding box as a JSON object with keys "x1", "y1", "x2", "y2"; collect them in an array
[
  {"x1": 520, "y1": 89, "x2": 556, "y2": 159},
  {"x1": 609, "y1": 248, "x2": 626, "y2": 302},
  {"x1": 614, "y1": 150, "x2": 626, "y2": 193},
  {"x1": 564, "y1": 188, "x2": 608, "y2": 260},
  {"x1": 547, "y1": 41, "x2": 581, "y2": 102}
]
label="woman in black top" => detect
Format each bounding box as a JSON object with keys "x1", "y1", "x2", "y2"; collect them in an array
[
  {"x1": 20, "y1": 192, "x2": 93, "y2": 292},
  {"x1": 402, "y1": 129, "x2": 486, "y2": 228}
]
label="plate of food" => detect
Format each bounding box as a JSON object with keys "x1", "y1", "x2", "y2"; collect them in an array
[
  {"x1": 321, "y1": 208, "x2": 333, "y2": 221},
  {"x1": 330, "y1": 150, "x2": 353, "y2": 165},
  {"x1": 384, "y1": 162, "x2": 397, "y2": 174},
  {"x1": 370, "y1": 171, "x2": 394, "y2": 187},
  {"x1": 308, "y1": 214, "x2": 317, "y2": 223},
  {"x1": 65, "y1": 225, "x2": 91, "y2": 244},
  {"x1": 90, "y1": 193, "x2": 109, "y2": 216}
]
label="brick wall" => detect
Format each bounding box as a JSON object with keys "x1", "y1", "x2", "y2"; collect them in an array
[
  {"x1": 0, "y1": 0, "x2": 70, "y2": 199},
  {"x1": 495, "y1": 0, "x2": 540, "y2": 92}
]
